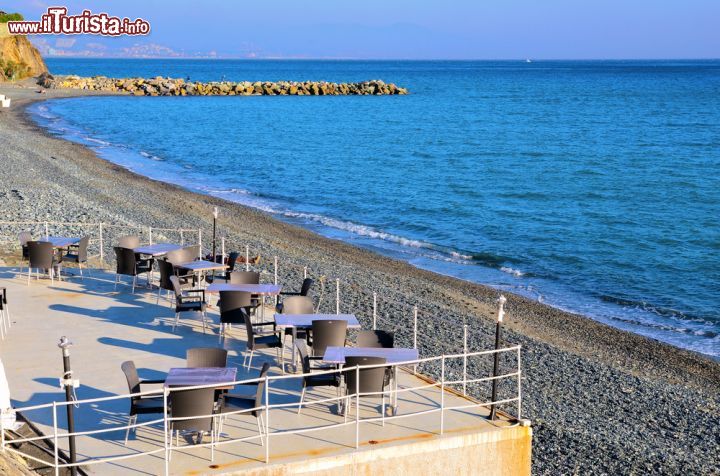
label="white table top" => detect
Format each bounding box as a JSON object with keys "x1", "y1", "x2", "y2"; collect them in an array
[
  {"x1": 164, "y1": 367, "x2": 237, "y2": 388},
  {"x1": 178, "y1": 260, "x2": 228, "y2": 272},
  {"x1": 206, "y1": 283, "x2": 282, "y2": 295},
  {"x1": 46, "y1": 236, "x2": 80, "y2": 248},
  {"x1": 322, "y1": 346, "x2": 419, "y2": 365},
  {"x1": 133, "y1": 243, "x2": 183, "y2": 256},
  {"x1": 274, "y1": 313, "x2": 361, "y2": 329}
]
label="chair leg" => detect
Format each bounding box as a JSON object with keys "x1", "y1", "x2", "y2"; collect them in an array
[
  {"x1": 201, "y1": 311, "x2": 207, "y2": 334},
  {"x1": 132, "y1": 275, "x2": 136, "y2": 294},
  {"x1": 27, "y1": 267, "x2": 31, "y2": 286},
  {"x1": 382, "y1": 395, "x2": 386, "y2": 427},
  {"x1": 114, "y1": 274, "x2": 119, "y2": 291},
  {"x1": 298, "y1": 383, "x2": 306, "y2": 414},
  {"x1": 157, "y1": 285, "x2": 161, "y2": 305},
  {"x1": 79, "y1": 263, "x2": 84, "y2": 281},
  {"x1": 124, "y1": 414, "x2": 136, "y2": 445},
  {"x1": 246, "y1": 350, "x2": 254, "y2": 370},
  {"x1": 173, "y1": 312, "x2": 179, "y2": 332}
]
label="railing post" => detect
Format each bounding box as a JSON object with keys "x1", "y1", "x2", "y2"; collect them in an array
[
  {"x1": 44, "y1": 221, "x2": 49, "y2": 240},
  {"x1": 335, "y1": 279, "x2": 340, "y2": 315},
  {"x1": 463, "y1": 324, "x2": 468, "y2": 396},
  {"x1": 98, "y1": 223, "x2": 104, "y2": 264},
  {"x1": 413, "y1": 306, "x2": 418, "y2": 374},
  {"x1": 148, "y1": 227, "x2": 153, "y2": 245},
  {"x1": 246, "y1": 245, "x2": 250, "y2": 271},
  {"x1": 372, "y1": 292, "x2": 377, "y2": 330},
  {"x1": 52, "y1": 402, "x2": 59, "y2": 476},
  {"x1": 198, "y1": 229, "x2": 203, "y2": 258},
  {"x1": 303, "y1": 266, "x2": 307, "y2": 279},
  {"x1": 264, "y1": 374, "x2": 270, "y2": 464},
  {"x1": 163, "y1": 388, "x2": 169, "y2": 476},
  {"x1": 440, "y1": 355, "x2": 445, "y2": 434},
  {"x1": 221, "y1": 237, "x2": 226, "y2": 262},
  {"x1": 517, "y1": 346, "x2": 522, "y2": 420},
  {"x1": 180, "y1": 229, "x2": 184, "y2": 246},
  {"x1": 355, "y1": 364, "x2": 360, "y2": 449},
  {"x1": 273, "y1": 256, "x2": 278, "y2": 285}
]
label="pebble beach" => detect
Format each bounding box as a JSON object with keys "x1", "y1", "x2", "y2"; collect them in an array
[{"x1": 0, "y1": 80, "x2": 719, "y2": 474}]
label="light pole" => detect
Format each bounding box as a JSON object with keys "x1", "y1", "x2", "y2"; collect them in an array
[
  {"x1": 489, "y1": 295, "x2": 506, "y2": 421},
  {"x1": 58, "y1": 336, "x2": 77, "y2": 476}
]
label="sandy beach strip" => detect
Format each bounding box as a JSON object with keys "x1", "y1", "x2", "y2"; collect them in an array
[{"x1": 0, "y1": 79, "x2": 718, "y2": 474}]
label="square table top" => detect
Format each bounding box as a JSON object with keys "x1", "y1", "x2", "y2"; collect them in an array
[
  {"x1": 45, "y1": 236, "x2": 80, "y2": 248},
  {"x1": 133, "y1": 243, "x2": 183, "y2": 256},
  {"x1": 164, "y1": 367, "x2": 237, "y2": 389},
  {"x1": 274, "y1": 313, "x2": 361, "y2": 329},
  {"x1": 206, "y1": 283, "x2": 282, "y2": 295},
  {"x1": 178, "y1": 260, "x2": 228, "y2": 272},
  {"x1": 322, "y1": 346, "x2": 419, "y2": 365}
]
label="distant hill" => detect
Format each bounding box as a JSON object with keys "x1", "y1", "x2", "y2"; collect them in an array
[{"x1": 0, "y1": 15, "x2": 48, "y2": 81}]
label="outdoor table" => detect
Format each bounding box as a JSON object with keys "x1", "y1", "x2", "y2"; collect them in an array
[
  {"x1": 274, "y1": 314, "x2": 361, "y2": 371},
  {"x1": 133, "y1": 243, "x2": 183, "y2": 257},
  {"x1": 45, "y1": 236, "x2": 80, "y2": 248},
  {"x1": 164, "y1": 367, "x2": 237, "y2": 390},
  {"x1": 177, "y1": 260, "x2": 228, "y2": 286},
  {"x1": 322, "y1": 346, "x2": 419, "y2": 415}
]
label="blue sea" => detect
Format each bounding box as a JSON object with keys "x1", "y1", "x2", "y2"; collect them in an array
[{"x1": 31, "y1": 59, "x2": 720, "y2": 357}]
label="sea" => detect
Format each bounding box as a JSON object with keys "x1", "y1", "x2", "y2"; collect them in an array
[{"x1": 29, "y1": 59, "x2": 720, "y2": 357}]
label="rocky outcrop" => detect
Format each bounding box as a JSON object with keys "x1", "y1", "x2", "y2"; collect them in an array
[
  {"x1": 0, "y1": 23, "x2": 48, "y2": 80},
  {"x1": 38, "y1": 75, "x2": 409, "y2": 96}
]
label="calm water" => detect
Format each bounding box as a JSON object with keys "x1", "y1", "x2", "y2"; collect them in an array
[{"x1": 32, "y1": 59, "x2": 720, "y2": 356}]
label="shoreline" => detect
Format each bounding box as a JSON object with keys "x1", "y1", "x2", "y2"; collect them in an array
[{"x1": 1, "y1": 79, "x2": 719, "y2": 474}]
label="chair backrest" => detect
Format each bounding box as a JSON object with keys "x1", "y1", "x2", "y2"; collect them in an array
[
  {"x1": 344, "y1": 356, "x2": 387, "y2": 396},
  {"x1": 295, "y1": 339, "x2": 312, "y2": 373},
  {"x1": 27, "y1": 241, "x2": 54, "y2": 269},
  {"x1": 158, "y1": 259, "x2": 175, "y2": 291},
  {"x1": 251, "y1": 362, "x2": 270, "y2": 417},
  {"x1": 219, "y1": 291, "x2": 252, "y2": 324},
  {"x1": 114, "y1": 247, "x2": 137, "y2": 276},
  {"x1": 282, "y1": 296, "x2": 314, "y2": 314},
  {"x1": 299, "y1": 278, "x2": 314, "y2": 297},
  {"x1": 229, "y1": 271, "x2": 260, "y2": 285},
  {"x1": 226, "y1": 252, "x2": 240, "y2": 273},
  {"x1": 76, "y1": 236, "x2": 90, "y2": 261},
  {"x1": 18, "y1": 231, "x2": 32, "y2": 246},
  {"x1": 118, "y1": 235, "x2": 140, "y2": 249},
  {"x1": 169, "y1": 275, "x2": 184, "y2": 301},
  {"x1": 121, "y1": 361, "x2": 141, "y2": 395},
  {"x1": 164, "y1": 249, "x2": 184, "y2": 266},
  {"x1": 357, "y1": 330, "x2": 395, "y2": 349},
  {"x1": 169, "y1": 387, "x2": 215, "y2": 432},
  {"x1": 186, "y1": 347, "x2": 228, "y2": 368},
  {"x1": 182, "y1": 245, "x2": 200, "y2": 262},
  {"x1": 311, "y1": 320, "x2": 348, "y2": 357}
]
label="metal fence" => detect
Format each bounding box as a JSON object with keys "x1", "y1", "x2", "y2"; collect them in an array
[{"x1": 1, "y1": 347, "x2": 522, "y2": 475}]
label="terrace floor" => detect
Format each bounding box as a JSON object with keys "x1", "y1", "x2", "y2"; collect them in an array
[{"x1": 0, "y1": 266, "x2": 519, "y2": 475}]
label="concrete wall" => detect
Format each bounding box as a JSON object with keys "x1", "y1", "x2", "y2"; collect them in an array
[{"x1": 225, "y1": 425, "x2": 532, "y2": 476}]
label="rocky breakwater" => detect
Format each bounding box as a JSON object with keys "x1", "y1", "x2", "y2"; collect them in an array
[{"x1": 37, "y1": 73, "x2": 408, "y2": 96}]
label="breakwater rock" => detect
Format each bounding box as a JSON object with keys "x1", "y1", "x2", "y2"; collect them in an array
[{"x1": 36, "y1": 73, "x2": 408, "y2": 96}]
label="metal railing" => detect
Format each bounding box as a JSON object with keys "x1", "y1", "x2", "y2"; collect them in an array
[{"x1": 1, "y1": 347, "x2": 521, "y2": 475}]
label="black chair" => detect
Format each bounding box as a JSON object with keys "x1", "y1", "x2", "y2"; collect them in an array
[
  {"x1": 243, "y1": 309, "x2": 282, "y2": 370},
  {"x1": 187, "y1": 347, "x2": 228, "y2": 368},
  {"x1": 228, "y1": 272, "x2": 261, "y2": 314},
  {"x1": 26, "y1": 241, "x2": 59, "y2": 285},
  {"x1": 118, "y1": 235, "x2": 140, "y2": 249},
  {"x1": 295, "y1": 340, "x2": 341, "y2": 414},
  {"x1": 343, "y1": 356, "x2": 390, "y2": 423},
  {"x1": 279, "y1": 296, "x2": 315, "y2": 349},
  {"x1": 170, "y1": 276, "x2": 208, "y2": 333},
  {"x1": 357, "y1": 330, "x2": 395, "y2": 348},
  {"x1": 224, "y1": 251, "x2": 241, "y2": 280},
  {"x1": 168, "y1": 387, "x2": 218, "y2": 460},
  {"x1": 157, "y1": 260, "x2": 195, "y2": 306},
  {"x1": 219, "y1": 291, "x2": 269, "y2": 342},
  {"x1": 276, "y1": 278, "x2": 314, "y2": 313},
  {"x1": 114, "y1": 246, "x2": 153, "y2": 293},
  {"x1": 18, "y1": 231, "x2": 31, "y2": 274},
  {"x1": 63, "y1": 236, "x2": 90, "y2": 280},
  {"x1": 121, "y1": 361, "x2": 165, "y2": 445},
  {"x1": 217, "y1": 362, "x2": 270, "y2": 444},
  {"x1": 310, "y1": 320, "x2": 348, "y2": 357}
]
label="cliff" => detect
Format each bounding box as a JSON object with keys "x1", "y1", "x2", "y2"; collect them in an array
[{"x1": 0, "y1": 22, "x2": 48, "y2": 81}]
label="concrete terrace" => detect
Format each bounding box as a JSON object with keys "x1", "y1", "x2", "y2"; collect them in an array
[{"x1": 0, "y1": 266, "x2": 531, "y2": 475}]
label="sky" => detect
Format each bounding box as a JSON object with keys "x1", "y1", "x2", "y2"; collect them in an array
[{"x1": 4, "y1": 0, "x2": 719, "y2": 59}]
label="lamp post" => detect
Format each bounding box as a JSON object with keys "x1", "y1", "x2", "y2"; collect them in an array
[
  {"x1": 212, "y1": 207, "x2": 218, "y2": 263},
  {"x1": 489, "y1": 295, "x2": 506, "y2": 421},
  {"x1": 58, "y1": 336, "x2": 77, "y2": 476}
]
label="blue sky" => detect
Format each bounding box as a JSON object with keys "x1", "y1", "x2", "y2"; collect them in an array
[{"x1": 6, "y1": 0, "x2": 719, "y2": 59}]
